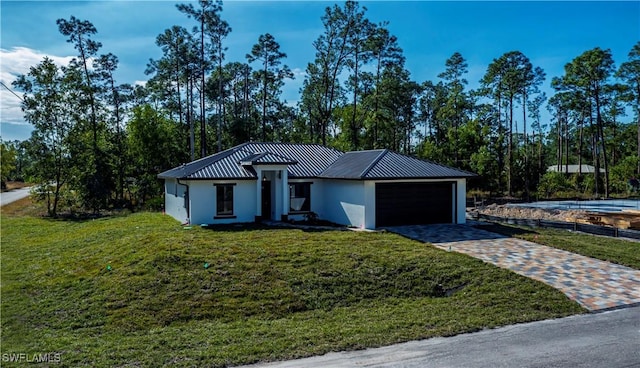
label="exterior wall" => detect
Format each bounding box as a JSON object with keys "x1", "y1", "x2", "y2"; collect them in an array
[
  {"x1": 164, "y1": 176, "x2": 468, "y2": 228},
  {"x1": 164, "y1": 178, "x2": 189, "y2": 224},
  {"x1": 455, "y1": 178, "x2": 467, "y2": 224},
  {"x1": 187, "y1": 180, "x2": 256, "y2": 225},
  {"x1": 320, "y1": 180, "x2": 367, "y2": 228}
]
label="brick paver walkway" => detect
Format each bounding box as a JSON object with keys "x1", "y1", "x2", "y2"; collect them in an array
[{"x1": 386, "y1": 224, "x2": 640, "y2": 312}]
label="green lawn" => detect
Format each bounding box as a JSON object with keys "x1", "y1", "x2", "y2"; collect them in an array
[
  {"x1": 479, "y1": 223, "x2": 640, "y2": 270},
  {"x1": 1, "y1": 209, "x2": 583, "y2": 367}
]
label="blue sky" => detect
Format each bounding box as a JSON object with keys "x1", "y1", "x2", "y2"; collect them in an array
[{"x1": 1, "y1": 1, "x2": 639, "y2": 142}]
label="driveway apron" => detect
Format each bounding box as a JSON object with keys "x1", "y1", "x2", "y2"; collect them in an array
[{"x1": 386, "y1": 224, "x2": 640, "y2": 312}]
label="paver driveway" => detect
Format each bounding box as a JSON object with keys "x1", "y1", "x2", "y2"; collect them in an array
[{"x1": 386, "y1": 224, "x2": 640, "y2": 312}]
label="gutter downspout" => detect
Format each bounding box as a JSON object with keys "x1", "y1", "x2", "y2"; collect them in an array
[{"x1": 177, "y1": 178, "x2": 190, "y2": 225}]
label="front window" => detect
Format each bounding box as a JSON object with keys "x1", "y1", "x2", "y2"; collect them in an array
[
  {"x1": 216, "y1": 184, "x2": 234, "y2": 216},
  {"x1": 289, "y1": 183, "x2": 311, "y2": 212}
]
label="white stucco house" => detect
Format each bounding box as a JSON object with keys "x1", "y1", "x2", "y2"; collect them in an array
[{"x1": 158, "y1": 142, "x2": 475, "y2": 229}]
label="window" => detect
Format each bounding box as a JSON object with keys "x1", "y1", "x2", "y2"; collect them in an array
[
  {"x1": 216, "y1": 184, "x2": 234, "y2": 217},
  {"x1": 289, "y1": 183, "x2": 311, "y2": 212}
]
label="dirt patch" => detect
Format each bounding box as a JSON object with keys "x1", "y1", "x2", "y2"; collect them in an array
[{"x1": 471, "y1": 204, "x2": 590, "y2": 222}]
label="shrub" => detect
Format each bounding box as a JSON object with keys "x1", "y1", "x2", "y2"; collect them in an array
[{"x1": 536, "y1": 172, "x2": 571, "y2": 199}]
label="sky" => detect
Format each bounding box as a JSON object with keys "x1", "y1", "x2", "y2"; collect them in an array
[{"x1": 1, "y1": 1, "x2": 639, "y2": 142}]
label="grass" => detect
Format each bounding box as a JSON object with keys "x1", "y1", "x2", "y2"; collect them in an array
[
  {"x1": 1, "y1": 204, "x2": 584, "y2": 367},
  {"x1": 480, "y1": 223, "x2": 640, "y2": 270}
]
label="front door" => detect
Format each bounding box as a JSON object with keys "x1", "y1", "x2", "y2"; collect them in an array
[{"x1": 261, "y1": 181, "x2": 272, "y2": 220}]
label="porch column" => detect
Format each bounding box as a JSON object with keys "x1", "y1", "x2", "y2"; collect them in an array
[
  {"x1": 255, "y1": 168, "x2": 262, "y2": 221},
  {"x1": 281, "y1": 168, "x2": 289, "y2": 221}
]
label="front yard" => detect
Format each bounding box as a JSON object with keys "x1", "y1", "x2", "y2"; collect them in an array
[{"x1": 1, "y1": 205, "x2": 583, "y2": 367}]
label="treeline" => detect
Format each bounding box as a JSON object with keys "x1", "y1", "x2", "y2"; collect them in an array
[{"x1": 7, "y1": 0, "x2": 640, "y2": 216}]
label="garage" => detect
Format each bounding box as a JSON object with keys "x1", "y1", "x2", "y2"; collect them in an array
[{"x1": 375, "y1": 182, "x2": 455, "y2": 227}]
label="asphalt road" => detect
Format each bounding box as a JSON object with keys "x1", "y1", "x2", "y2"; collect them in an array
[
  {"x1": 245, "y1": 306, "x2": 640, "y2": 368},
  {"x1": 0, "y1": 187, "x2": 31, "y2": 207}
]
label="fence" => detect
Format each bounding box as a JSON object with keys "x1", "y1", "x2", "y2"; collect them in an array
[{"x1": 474, "y1": 213, "x2": 640, "y2": 240}]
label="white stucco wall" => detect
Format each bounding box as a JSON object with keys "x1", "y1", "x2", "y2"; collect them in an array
[
  {"x1": 184, "y1": 180, "x2": 256, "y2": 225},
  {"x1": 164, "y1": 178, "x2": 189, "y2": 224},
  {"x1": 320, "y1": 180, "x2": 367, "y2": 228},
  {"x1": 164, "y1": 176, "x2": 468, "y2": 228}
]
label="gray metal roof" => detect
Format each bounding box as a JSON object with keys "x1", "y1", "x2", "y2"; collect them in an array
[
  {"x1": 158, "y1": 142, "x2": 342, "y2": 180},
  {"x1": 362, "y1": 150, "x2": 476, "y2": 179},
  {"x1": 240, "y1": 151, "x2": 298, "y2": 165},
  {"x1": 319, "y1": 149, "x2": 475, "y2": 180},
  {"x1": 158, "y1": 143, "x2": 475, "y2": 181},
  {"x1": 319, "y1": 150, "x2": 386, "y2": 179}
]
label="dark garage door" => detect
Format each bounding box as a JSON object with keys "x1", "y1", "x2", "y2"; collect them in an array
[{"x1": 376, "y1": 182, "x2": 455, "y2": 227}]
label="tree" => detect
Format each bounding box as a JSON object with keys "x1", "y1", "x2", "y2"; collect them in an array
[
  {"x1": 177, "y1": 0, "x2": 230, "y2": 155},
  {"x1": 247, "y1": 33, "x2": 293, "y2": 142},
  {"x1": 437, "y1": 52, "x2": 469, "y2": 165},
  {"x1": 12, "y1": 57, "x2": 72, "y2": 216},
  {"x1": 558, "y1": 48, "x2": 616, "y2": 197},
  {"x1": 344, "y1": 1, "x2": 373, "y2": 150},
  {"x1": 301, "y1": 2, "x2": 356, "y2": 145},
  {"x1": 127, "y1": 105, "x2": 182, "y2": 203},
  {"x1": 617, "y1": 42, "x2": 640, "y2": 174},
  {"x1": 94, "y1": 53, "x2": 129, "y2": 204},
  {"x1": 57, "y1": 16, "x2": 112, "y2": 211},
  {"x1": 0, "y1": 140, "x2": 16, "y2": 188},
  {"x1": 528, "y1": 92, "x2": 547, "y2": 182},
  {"x1": 367, "y1": 23, "x2": 404, "y2": 148}
]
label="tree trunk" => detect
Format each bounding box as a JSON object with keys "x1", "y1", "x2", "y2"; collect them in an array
[
  {"x1": 218, "y1": 42, "x2": 223, "y2": 152},
  {"x1": 262, "y1": 54, "x2": 268, "y2": 142},
  {"x1": 595, "y1": 91, "x2": 609, "y2": 197},
  {"x1": 350, "y1": 40, "x2": 359, "y2": 150},
  {"x1": 200, "y1": 16, "x2": 206, "y2": 158},
  {"x1": 508, "y1": 95, "x2": 513, "y2": 197}
]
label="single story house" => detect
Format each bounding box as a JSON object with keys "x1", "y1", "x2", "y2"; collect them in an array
[
  {"x1": 547, "y1": 164, "x2": 600, "y2": 174},
  {"x1": 158, "y1": 142, "x2": 475, "y2": 229}
]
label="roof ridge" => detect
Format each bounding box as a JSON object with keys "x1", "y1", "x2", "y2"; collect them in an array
[{"x1": 359, "y1": 149, "x2": 388, "y2": 179}]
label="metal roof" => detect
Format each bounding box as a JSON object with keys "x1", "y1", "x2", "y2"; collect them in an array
[
  {"x1": 319, "y1": 149, "x2": 475, "y2": 179},
  {"x1": 547, "y1": 164, "x2": 600, "y2": 174},
  {"x1": 158, "y1": 143, "x2": 475, "y2": 181},
  {"x1": 240, "y1": 151, "x2": 298, "y2": 165},
  {"x1": 319, "y1": 150, "x2": 386, "y2": 179},
  {"x1": 362, "y1": 150, "x2": 476, "y2": 179},
  {"x1": 158, "y1": 142, "x2": 342, "y2": 180}
]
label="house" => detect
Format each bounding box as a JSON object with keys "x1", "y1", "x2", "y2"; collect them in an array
[
  {"x1": 158, "y1": 142, "x2": 475, "y2": 229},
  {"x1": 547, "y1": 164, "x2": 600, "y2": 174}
]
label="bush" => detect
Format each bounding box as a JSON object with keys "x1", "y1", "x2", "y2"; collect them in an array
[
  {"x1": 536, "y1": 172, "x2": 571, "y2": 199},
  {"x1": 143, "y1": 196, "x2": 164, "y2": 211}
]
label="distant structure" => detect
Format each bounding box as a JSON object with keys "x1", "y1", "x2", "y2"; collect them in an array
[{"x1": 547, "y1": 165, "x2": 600, "y2": 174}]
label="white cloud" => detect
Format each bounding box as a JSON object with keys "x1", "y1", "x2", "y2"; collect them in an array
[
  {"x1": 291, "y1": 67, "x2": 307, "y2": 79},
  {"x1": 0, "y1": 47, "x2": 75, "y2": 138},
  {"x1": 133, "y1": 80, "x2": 147, "y2": 87}
]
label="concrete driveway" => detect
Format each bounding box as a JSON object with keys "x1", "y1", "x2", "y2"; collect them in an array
[{"x1": 387, "y1": 223, "x2": 640, "y2": 312}]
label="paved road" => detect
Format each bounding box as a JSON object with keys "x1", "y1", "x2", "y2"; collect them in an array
[
  {"x1": 244, "y1": 306, "x2": 640, "y2": 368},
  {"x1": 0, "y1": 187, "x2": 31, "y2": 207},
  {"x1": 388, "y1": 224, "x2": 640, "y2": 312}
]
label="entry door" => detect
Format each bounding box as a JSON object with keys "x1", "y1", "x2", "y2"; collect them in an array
[{"x1": 261, "y1": 181, "x2": 272, "y2": 220}]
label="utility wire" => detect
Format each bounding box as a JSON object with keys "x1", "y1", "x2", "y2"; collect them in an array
[{"x1": 0, "y1": 81, "x2": 24, "y2": 102}]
